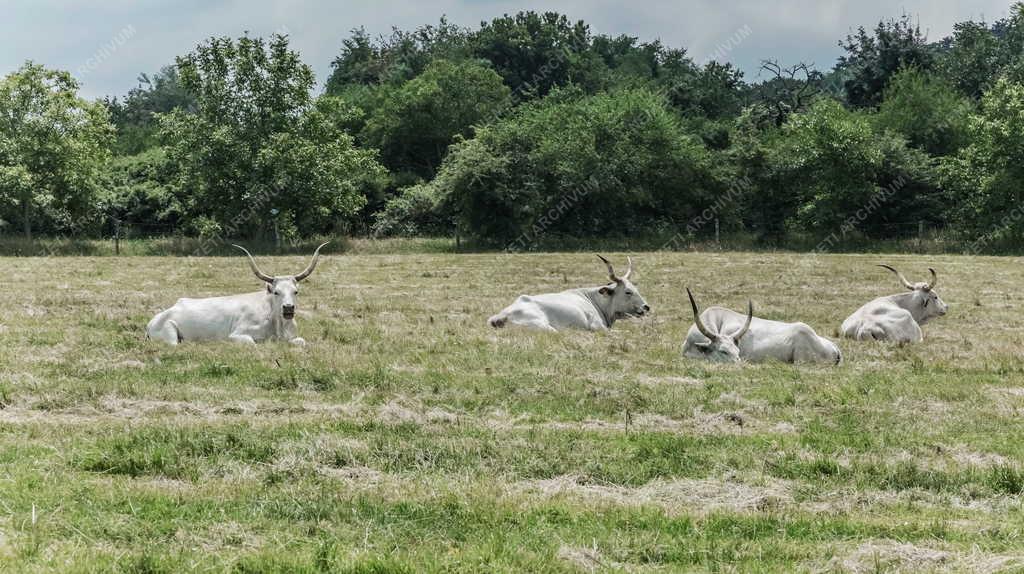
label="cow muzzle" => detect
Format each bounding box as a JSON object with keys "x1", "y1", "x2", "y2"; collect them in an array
[{"x1": 282, "y1": 305, "x2": 296, "y2": 320}]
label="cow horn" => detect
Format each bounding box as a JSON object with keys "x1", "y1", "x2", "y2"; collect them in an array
[
  {"x1": 622, "y1": 256, "x2": 633, "y2": 280},
  {"x1": 926, "y1": 268, "x2": 937, "y2": 290},
  {"x1": 294, "y1": 242, "x2": 330, "y2": 282},
  {"x1": 732, "y1": 300, "x2": 753, "y2": 342},
  {"x1": 687, "y1": 287, "x2": 718, "y2": 341},
  {"x1": 878, "y1": 264, "x2": 914, "y2": 290},
  {"x1": 596, "y1": 254, "x2": 620, "y2": 282},
  {"x1": 232, "y1": 244, "x2": 274, "y2": 283}
]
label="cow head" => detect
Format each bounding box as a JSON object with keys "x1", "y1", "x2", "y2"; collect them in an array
[
  {"x1": 878, "y1": 265, "x2": 948, "y2": 324},
  {"x1": 686, "y1": 287, "x2": 752, "y2": 363},
  {"x1": 596, "y1": 255, "x2": 650, "y2": 320},
  {"x1": 233, "y1": 242, "x2": 329, "y2": 321}
]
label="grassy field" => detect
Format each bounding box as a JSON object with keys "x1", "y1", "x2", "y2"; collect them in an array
[{"x1": 1, "y1": 249, "x2": 1023, "y2": 572}]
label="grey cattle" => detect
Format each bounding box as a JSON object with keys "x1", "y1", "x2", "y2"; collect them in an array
[
  {"x1": 841, "y1": 265, "x2": 947, "y2": 342},
  {"x1": 488, "y1": 255, "x2": 650, "y2": 331},
  {"x1": 146, "y1": 243, "x2": 328, "y2": 345},
  {"x1": 683, "y1": 288, "x2": 841, "y2": 364}
]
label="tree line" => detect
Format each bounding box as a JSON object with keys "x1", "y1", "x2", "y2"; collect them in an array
[{"x1": 3, "y1": 8, "x2": 1024, "y2": 249}]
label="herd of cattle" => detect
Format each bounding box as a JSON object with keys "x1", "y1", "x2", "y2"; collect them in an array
[{"x1": 146, "y1": 247, "x2": 947, "y2": 365}]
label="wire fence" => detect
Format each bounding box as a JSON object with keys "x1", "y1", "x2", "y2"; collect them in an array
[
  {"x1": 0, "y1": 216, "x2": 1008, "y2": 256},
  {"x1": 0, "y1": 217, "x2": 328, "y2": 257},
  {"x1": 684, "y1": 219, "x2": 938, "y2": 246}
]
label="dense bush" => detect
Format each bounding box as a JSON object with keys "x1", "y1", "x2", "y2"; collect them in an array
[
  {"x1": 774, "y1": 99, "x2": 939, "y2": 236},
  {"x1": 731, "y1": 99, "x2": 938, "y2": 242},
  {"x1": 99, "y1": 148, "x2": 180, "y2": 233},
  {"x1": 941, "y1": 78, "x2": 1024, "y2": 245},
  {"x1": 875, "y1": 67, "x2": 972, "y2": 156},
  {"x1": 372, "y1": 182, "x2": 453, "y2": 237},
  {"x1": 362, "y1": 59, "x2": 510, "y2": 179},
  {"x1": 425, "y1": 88, "x2": 726, "y2": 245}
]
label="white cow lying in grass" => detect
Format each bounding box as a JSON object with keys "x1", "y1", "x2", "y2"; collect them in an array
[
  {"x1": 682, "y1": 288, "x2": 842, "y2": 364},
  {"x1": 146, "y1": 243, "x2": 328, "y2": 346},
  {"x1": 841, "y1": 265, "x2": 947, "y2": 343},
  {"x1": 488, "y1": 255, "x2": 650, "y2": 331}
]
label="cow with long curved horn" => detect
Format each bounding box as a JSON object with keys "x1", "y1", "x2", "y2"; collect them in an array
[
  {"x1": 841, "y1": 264, "x2": 947, "y2": 342},
  {"x1": 146, "y1": 242, "x2": 331, "y2": 345},
  {"x1": 293, "y1": 243, "x2": 327, "y2": 282},
  {"x1": 683, "y1": 287, "x2": 841, "y2": 364},
  {"x1": 488, "y1": 254, "x2": 650, "y2": 331}
]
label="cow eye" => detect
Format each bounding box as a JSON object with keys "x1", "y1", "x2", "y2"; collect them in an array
[{"x1": 626, "y1": 291, "x2": 633, "y2": 296}]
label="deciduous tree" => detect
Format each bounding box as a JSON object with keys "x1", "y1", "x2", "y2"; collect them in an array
[
  {"x1": 0, "y1": 62, "x2": 113, "y2": 238},
  {"x1": 160, "y1": 34, "x2": 385, "y2": 237}
]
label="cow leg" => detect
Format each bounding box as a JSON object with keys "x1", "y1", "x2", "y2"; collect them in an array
[
  {"x1": 787, "y1": 324, "x2": 840, "y2": 364},
  {"x1": 856, "y1": 325, "x2": 886, "y2": 341},
  {"x1": 905, "y1": 321, "x2": 924, "y2": 343},
  {"x1": 793, "y1": 335, "x2": 841, "y2": 364},
  {"x1": 494, "y1": 302, "x2": 558, "y2": 331},
  {"x1": 228, "y1": 333, "x2": 257, "y2": 345},
  {"x1": 290, "y1": 337, "x2": 306, "y2": 346},
  {"x1": 518, "y1": 314, "x2": 557, "y2": 331},
  {"x1": 507, "y1": 313, "x2": 556, "y2": 331},
  {"x1": 884, "y1": 314, "x2": 922, "y2": 343}
]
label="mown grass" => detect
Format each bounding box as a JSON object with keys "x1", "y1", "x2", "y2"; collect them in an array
[{"x1": 0, "y1": 248, "x2": 1023, "y2": 572}]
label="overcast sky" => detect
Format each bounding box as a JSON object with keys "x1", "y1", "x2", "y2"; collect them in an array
[{"x1": 1, "y1": 0, "x2": 1016, "y2": 99}]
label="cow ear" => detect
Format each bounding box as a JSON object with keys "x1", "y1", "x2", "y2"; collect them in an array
[
  {"x1": 695, "y1": 342, "x2": 712, "y2": 353},
  {"x1": 598, "y1": 286, "x2": 614, "y2": 296},
  {"x1": 266, "y1": 283, "x2": 274, "y2": 293}
]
